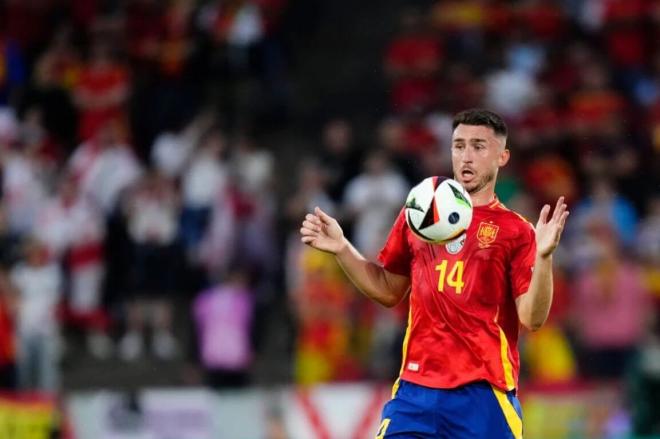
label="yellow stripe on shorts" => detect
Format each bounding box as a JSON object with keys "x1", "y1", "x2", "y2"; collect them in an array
[
  {"x1": 490, "y1": 385, "x2": 523, "y2": 439},
  {"x1": 375, "y1": 418, "x2": 390, "y2": 439}
]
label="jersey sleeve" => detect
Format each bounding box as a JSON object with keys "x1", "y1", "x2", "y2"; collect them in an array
[
  {"x1": 377, "y1": 209, "x2": 412, "y2": 277},
  {"x1": 509, "y1": 221, "x2": 537, "y2": 298}
]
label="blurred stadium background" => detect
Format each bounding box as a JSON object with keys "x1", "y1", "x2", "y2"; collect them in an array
[{"x1": 0, "y1": 0, "x2": 659, "y2": 438}]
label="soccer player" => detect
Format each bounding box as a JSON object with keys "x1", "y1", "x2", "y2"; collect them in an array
[{"x1": 300, "y1": 109, "x2": 569, "y2": 438}]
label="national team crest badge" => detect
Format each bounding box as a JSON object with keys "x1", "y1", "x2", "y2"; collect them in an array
[{"x1": 477, "y1": 222, "x2": 499, "y2": 248}]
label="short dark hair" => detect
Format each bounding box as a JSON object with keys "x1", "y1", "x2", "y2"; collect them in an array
[{"x1": 452, "y1": 109, "x2": 507, "y2": 137}]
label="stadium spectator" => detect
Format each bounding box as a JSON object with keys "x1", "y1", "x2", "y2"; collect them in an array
[
  {"x1": 0, "y1": 268, "x2": 17, "y2": 389},
  {"x1": 377, "y1": 117, "x2": 421, "y2": 185},
  {"x1": 192, "y1": 263, "x2": 255, "y2": 388},
  {"x1": 290, "y1": 247, "x2": 361, "y2": 384},
  {"x1": 0, "y1": 206, "x2": 21, "y2": 269},
  {"x1": 119, "y1": 171, "x2": 181, "y2": 361},
  {"x1": 342, "y1": 150, "x2": 409, "y2": 259},
  {"x1": 1, "y1": 113, "x2": 49, "y2": 235},
  {"x1": 318, "y1": 118, "x2": 361, "y2": 204},
  {"x1": 180, "y1": 127, "x2": 229, "y2": 255},
  {"x1": 151, "y1": 110, "x2": 214, "y2": 179},
  {"x1": 570, "y1": 176, "x2": 639, "y2": 249},
  {"x1": 73, "y1": 40, "x2": 131, "y2": 142},
  {"x1": 0, "y1": 31, "x2": 27, "y2": 106},
  {"x1": 10, "y1": 239, "x2": 62, "y2": 392},
  {"x1": 284, "y1": 158, "x2": 336, "y2": 292},
  {"x1": 571, "y1": 219, "x2": 651, "y2": 380},
  {"x1": 34, "y1": 175, "x2": 110, "y2": 359},
  {"x1": 385, "y1": 9, "x2": 442, "y2": 113},
  {"x1": 228, "y1": 136, "x2": 278, "y2": 282},
  {"x1": 68, "y1": 119, "x2": 142, "y2": 214}
]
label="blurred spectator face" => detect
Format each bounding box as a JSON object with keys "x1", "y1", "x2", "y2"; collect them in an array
[
  {"x1": 585, "y1": 218, "x2": 619, "y2": 262},
  {"x1": 323, "y1": 120, "x2": 352, "y2": 155},
  {"x1": 21, "y1": 107, "x2": 46, "y2": 149},
  {"x1": 590, "y1": 177, "x2": 615, "y2": 202},
  {"x1": 226, "y1": 265, "x2": 249, "y2": 286},
  {"x1": 299, "y1": 160, "x2": 326, "y2": 190},
  {"x1": 364, "y1": 151, "x2": 389, "y2": 175},
  {"x1": 58, "y1": 176, "x2": 79, "y2": 206},
  {"x1": 451, "y1": 124, "x2": 509, "y2": 195},
  {"x1": 95, "y1": 120, "x2": 123, "y2": 147},
  {"x1": 51, "y1": 25, "x2": 74, "y2": 53},
  {"x1": 24, "y1": 240, "x2": 49, "y2": 267},
  {"x1": 378, "y1": 118, "x2": 405, "y2": 153},
  {"x1": 0, "y1": 109, "x2": 18, "y2": 149},
  {"x1": 419, "y1": 148, "x2": 448, "y2": 177},
  {"x1": 200, "y1": 129, "x2": 226, "y2": 157},
  {"x1": 89, "y1": 41, "x2": 113, "y2": 68},
  {"x1": 581, "y1": 63, "x2": 610, "y2": 90}
]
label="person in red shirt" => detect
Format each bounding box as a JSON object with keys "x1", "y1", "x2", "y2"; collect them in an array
[
  {"x1": 0, "y1": 268, "x2": 17, "y2": 389},
  {"x1": 384, "y1": 10, "x2": 442, "y2": 113},
  {"x1": 300, "y1": 109, "x2": 569, "y2": 438},
  {"x1": 74, "y1": 41, "x2": 130, "y2": 142}
]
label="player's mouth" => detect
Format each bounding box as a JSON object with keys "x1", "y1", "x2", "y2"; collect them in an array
[{"x1": 460, "y1": 168, "x2": 476, "y2": 183}]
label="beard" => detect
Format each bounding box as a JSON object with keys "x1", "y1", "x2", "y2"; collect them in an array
[{"x1": 463, "y1": 170, "x2": 496, "y2": 195}]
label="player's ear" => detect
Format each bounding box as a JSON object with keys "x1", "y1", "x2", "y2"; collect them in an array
[{"x1": 498, "y1": 147, "x2": 510, "y2": 167}]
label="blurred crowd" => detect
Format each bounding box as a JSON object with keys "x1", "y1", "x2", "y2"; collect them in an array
[
  {"x1": 0, "y1": 0, "x2": 659, "y2": 433},
  {"x1": 0, "y1": 0, "x2": 288, "y2": 392}
]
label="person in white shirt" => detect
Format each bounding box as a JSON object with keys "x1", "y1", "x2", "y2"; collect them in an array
[
  {"x1": 10, "y1": 239, "x2": 62, "y2": 391},
  {"x1": 68, "y1": 120, "x2": 142, "y2": 214},
  {"x1": 34, "y1": 175, "x2": 111, "y2": 359},
  {"x1": 2, "y1": 146, "x2": 49, "y2": 235},
  {"x1": 119, "y1": 171, "x2": 182, "y2": 361},
  {"x1": 342, "y1": 150, "x2": 409, "y2": 259},
  {"x1": 180, "y1": 128, "x2": 229, "y2": 256},
  {"x1": 151, "y1": 112, "x2": 216, "y2": 179}
]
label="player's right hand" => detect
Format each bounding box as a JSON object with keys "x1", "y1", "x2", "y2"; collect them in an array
[{"x1": 300, "y1": 207, "x2": 346, "y2": 254}]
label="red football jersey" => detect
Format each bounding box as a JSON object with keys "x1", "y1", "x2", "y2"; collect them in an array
[{"x1": 378, "y1": 197, "x2": 536, "y2": 391}]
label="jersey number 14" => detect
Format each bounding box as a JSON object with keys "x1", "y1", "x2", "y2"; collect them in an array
[{"x1": 435, "y1": 260, "x2": 465, "y2": 295}]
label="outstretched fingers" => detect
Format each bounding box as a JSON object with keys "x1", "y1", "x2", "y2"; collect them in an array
[
  {"x1": 300, "y1": 220, "x2": 319, "y2": 245},
  {"x1": 538, "y1": 204, "x2": 551, "y2": 225},
  {"x1": 315, "y1": 206, "x2": 333, "y2": 224},
  {"x1": 300, "y1": 225, "x2": 316, "y2": 236},
  {"x1": 301, "y1": 211, "x2": 327, "y2": 246},
  {"x1": 302, "y1": 219, "x2": 321, "y2": 233},
  {"x1": 305, "y1": 213, "x2": 321, "y2": 225},
  {"x1": 551, "y1": 196, "x2": 566, "y2": 223}
]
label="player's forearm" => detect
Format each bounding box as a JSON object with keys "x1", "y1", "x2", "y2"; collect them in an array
[
  {"x1": 519, "y1": 255, "x2": 553, "y2": 331},
  {"x1": 335, "y1": 239, "x2": 408, "y2": 307}
]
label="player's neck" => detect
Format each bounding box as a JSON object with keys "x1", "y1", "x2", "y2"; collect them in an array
[{"x1": 469, "y1": 186, "x2": 497, "y2": 207}]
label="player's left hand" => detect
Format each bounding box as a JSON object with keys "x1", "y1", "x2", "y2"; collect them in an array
[{"x1": 535, "y1": 196, "x2": 569, "y2": 258}]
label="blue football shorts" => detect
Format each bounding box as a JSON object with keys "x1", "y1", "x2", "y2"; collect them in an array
[{"x1": 375, "y1": 379, "x2": 523, "y2": 438}]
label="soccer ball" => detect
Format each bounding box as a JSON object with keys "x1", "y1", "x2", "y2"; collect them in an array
[{"x1": 404, "y1": 176, "x2": 473, "y2": 244}]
